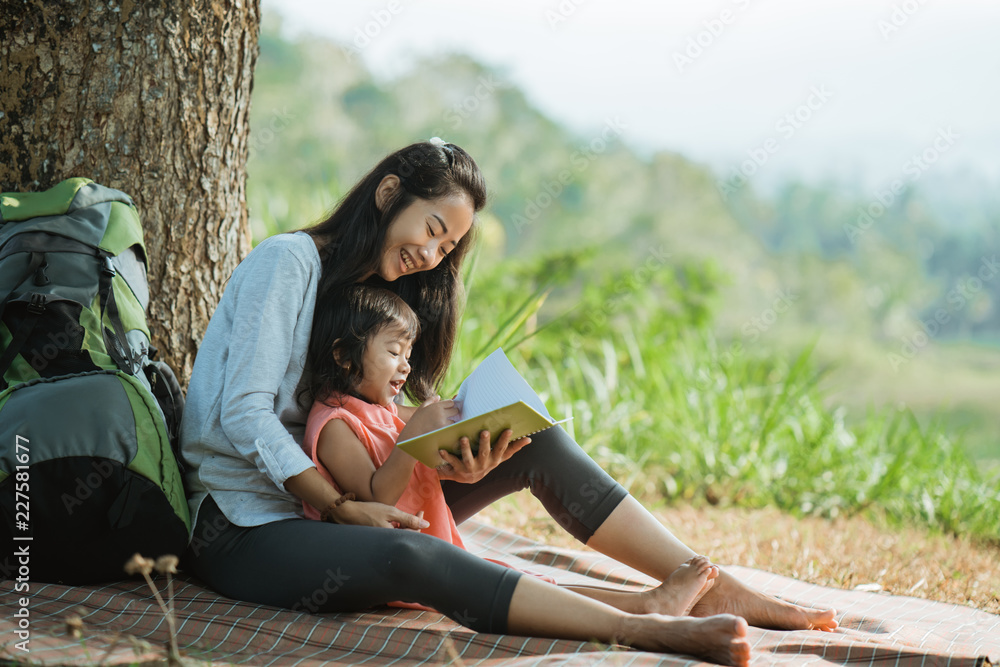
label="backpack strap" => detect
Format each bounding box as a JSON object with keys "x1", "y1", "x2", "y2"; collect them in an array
[
  {"x1": 0, "y1": 293, "x2": 46, "y2": 390},
  {"x1": 0, "y1": 233, "x2": 101, "y2": 323},
  {"x1": 98, "y1": 254, "x2": 141, "y2": 376},
  {"x1": 0, "y1": 250, "x2": 45, "y2": 322},
  {"x1": 0, "y1": 230, "x2": 142, "y2": 378},
  {"x1": 0, "y1": 231, "x2": 107, "y2": 260},
  {"x1": 0, "y1": 244, "x2": 47, "y2": 390}
]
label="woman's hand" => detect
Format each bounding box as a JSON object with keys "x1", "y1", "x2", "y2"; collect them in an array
[
  {"x1": 436, "y1": 429, "x2": 531, "y2": 484},
  {"x1": 327, "y1": 499, "x2": 430, "y2": 530},
  {"x1": 397, "y1": 395, "x2": 460, "y2": 442}
]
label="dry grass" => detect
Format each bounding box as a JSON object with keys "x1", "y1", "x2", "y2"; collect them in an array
[{"x1": 477, "y1": 492, "x2": 1000, "y2": 615}]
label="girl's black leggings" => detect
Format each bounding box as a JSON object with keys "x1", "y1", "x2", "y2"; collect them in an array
[{"x1": 185, "y1": 426, "x2": 628, "y2": 634}]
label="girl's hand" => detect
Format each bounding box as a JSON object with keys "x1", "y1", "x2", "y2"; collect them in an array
[
  {"x1": 326, "y1": 499, "x2": 430, "y2": 530},
  {"x1": 436, "y1": 429, "x2": 531, "y2": 484},
  {"x1": 397, "y1": 395, "x2": 460, "y2": 442}
]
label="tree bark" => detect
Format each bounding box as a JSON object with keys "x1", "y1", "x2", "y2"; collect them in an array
[{"x1": 0, "y1": 0, "x2": 259, "y2": 386}]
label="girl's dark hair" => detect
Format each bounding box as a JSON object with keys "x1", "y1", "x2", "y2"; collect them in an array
[
  {"x1": 306, "y1": 285, "x2": 421, "y2": 407},
  {"x1": 302, "y1": 141, "x2": 486, "y2": 402}
]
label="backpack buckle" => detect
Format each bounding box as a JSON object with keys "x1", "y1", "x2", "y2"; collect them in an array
[
  {"x1": 34, "y1": 261, "x2": 51, "y2": 286},
  {"x1": 27, "y1": 293, "x2": 47, "y2": 314},
  {"x1": 102, "y1": 256, "x2": 116, "y2": 277}
]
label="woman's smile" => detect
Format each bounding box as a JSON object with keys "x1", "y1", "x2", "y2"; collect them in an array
[{"x1": 400, "y1": 249, "x2": 418, "y2": 273}]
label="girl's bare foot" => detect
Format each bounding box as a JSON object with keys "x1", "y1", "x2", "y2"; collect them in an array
[
  {"x1": 619, "y1": 613, "x2": 752, "y2": 667},
  {"x1": 642, "y1": 555, "x2": 718, "y2": 616},
  {"x1": 691, "y1": 569, "x2": 838, "y2": 631}
]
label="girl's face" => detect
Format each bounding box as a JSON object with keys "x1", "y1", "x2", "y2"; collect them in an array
[
  {"x1": 375, "y1": 184, "x2": 475, "y2": 282},
  {"x1": 355, "y1": 325, "x2": 414, "y2": 407}
]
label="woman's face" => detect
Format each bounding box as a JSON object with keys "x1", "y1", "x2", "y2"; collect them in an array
[{"x1": 375, "y1": 181, "x2": 475, "y2": 282}]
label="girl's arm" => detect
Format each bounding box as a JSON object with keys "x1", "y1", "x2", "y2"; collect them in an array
[
  {"x1": 396, "y1": 404, "x2": 417, "y2": 422},
  {"x1": 317, "y1": 419, "x2": 418, "y2": 506},
  {"x1": 283, "y1": 466, "x2": 428, "y2": 529}
]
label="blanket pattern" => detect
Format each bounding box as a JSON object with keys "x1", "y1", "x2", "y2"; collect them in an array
[{"x1": 2, "y1": 520, "x2": 997, "y2": 666}]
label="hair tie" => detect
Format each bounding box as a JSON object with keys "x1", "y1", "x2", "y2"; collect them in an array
[{"x1": 429, "y1": 137, "x2": 455, "y2": 165}]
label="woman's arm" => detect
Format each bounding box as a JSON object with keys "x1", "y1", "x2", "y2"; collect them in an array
[
  {"x1": 283, "y1": 466, "x2": 429, "y2": 529},
  {"x1": 214, "y1": 239, "x2": 318, "y2": 489},
  {"x1": 317, "y1": 419, "x2": 417, "y2": 506}
]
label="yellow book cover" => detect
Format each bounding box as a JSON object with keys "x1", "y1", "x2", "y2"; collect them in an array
[{"x1": 397, "y1": 348, "x2": 569, "y2": 467}]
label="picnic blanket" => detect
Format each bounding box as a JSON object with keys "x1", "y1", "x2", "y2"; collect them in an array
[{"x1": 2, "y1": 519, "x2": 997, "y2": 666}]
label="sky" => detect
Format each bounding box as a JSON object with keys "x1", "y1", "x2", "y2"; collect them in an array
[{"x1": 263, "y1": 0, "x2": 1000, "y2": 194}]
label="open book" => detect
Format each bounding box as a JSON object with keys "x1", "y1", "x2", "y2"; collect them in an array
[{"x1": 397, "y1": 348, "x2": 570, "y2": 467}]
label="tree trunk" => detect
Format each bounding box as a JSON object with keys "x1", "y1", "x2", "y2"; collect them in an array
[{"x1": 0, "y1": 0, "x2": 259, "y2": 386}]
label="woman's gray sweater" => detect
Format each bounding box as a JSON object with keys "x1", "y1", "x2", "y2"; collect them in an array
[{"x1": 180, "y1": 231, "x2": 321, "y2": 530}]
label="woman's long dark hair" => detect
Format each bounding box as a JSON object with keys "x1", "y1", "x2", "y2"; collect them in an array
[
  {"x1": 301, "y1": 141, "x2": 486, "y2": 403},
  {"x1": 306, "y1": 285, "x2": 420, "y2": 407}
]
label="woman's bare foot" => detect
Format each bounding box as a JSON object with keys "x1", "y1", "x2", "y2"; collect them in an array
[
  {"x1": 642, "y1": 555, "x2": 718, "y2": 616},
  {"x1": 690, "y1": 569, "x2": 838, "y2": 631},
  {"x1": 619, "y1": 613, "x2": 751, "y2": 666}
]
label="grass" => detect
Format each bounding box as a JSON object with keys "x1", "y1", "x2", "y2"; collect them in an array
[
  {"x1": 450, "y1": 251, "x2": 1000, "y2": 544},
  {"x1": 479, "y1": 497, "x2": 1000, "y2": 614},
  {"x1": 805, "y1": 329, "x2": 1000, "y2": 473}
]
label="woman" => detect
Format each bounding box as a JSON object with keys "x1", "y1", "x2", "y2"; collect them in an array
[{"x1": 181, "y1": 141, "x2": 835, "y2": 665}]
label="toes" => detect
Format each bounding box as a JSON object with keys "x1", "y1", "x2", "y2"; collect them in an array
[
  {"x1": 731, "y1": 614, "x2": 750, "y2": 638},
  {"x1": 807, "y1": 609, "x2": 838, "y2": 631},
  {"x1": 814, "y1": 617, "x2": 839, "y2": 632},
  {"x1": 688, "y1": 555, "x2": 715, "y2": 575},
  {"x1": 731, "y1": 640, "x2": 752, "y2": 667}
]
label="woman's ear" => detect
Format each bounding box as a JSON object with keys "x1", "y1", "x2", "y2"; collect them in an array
[{"x1": 374, "y1": 174, "x2": 400, "y2": 212}]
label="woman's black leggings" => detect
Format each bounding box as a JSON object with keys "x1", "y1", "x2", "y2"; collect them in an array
[{"x1": 185, "y1": 426, "x2": 628, "y2": 634}]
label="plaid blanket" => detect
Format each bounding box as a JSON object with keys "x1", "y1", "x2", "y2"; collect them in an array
[{"x1": 2, "y1": 520, "x2": 997, "y2": 666}]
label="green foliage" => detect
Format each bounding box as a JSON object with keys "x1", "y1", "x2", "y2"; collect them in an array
[{"x1": 452, "y1": 252, "x2": 1000, "y2": 542}]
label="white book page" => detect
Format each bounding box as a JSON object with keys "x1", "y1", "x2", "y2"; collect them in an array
[{"x1": 455, "y1": 348, "x2": 553, "y2": 420}]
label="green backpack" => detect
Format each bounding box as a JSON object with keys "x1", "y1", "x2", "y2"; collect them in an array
[{"x1": 0, "y1": 178, "x2": 190, "y2": 584}]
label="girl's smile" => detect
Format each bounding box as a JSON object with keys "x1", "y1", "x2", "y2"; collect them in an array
[{"x1": 355, "y1": 325, "x2": 414, "y2": 407}]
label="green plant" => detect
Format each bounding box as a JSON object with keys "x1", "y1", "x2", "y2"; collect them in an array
[{"x1": 447, "y1": 250, "x2": 1000, "y2": 543}]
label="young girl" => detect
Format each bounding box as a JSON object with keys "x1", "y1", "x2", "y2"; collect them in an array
[
  {"x1": 301, "y1": 284, "x2": 462, "y2": 546},
  {"x1": 302, "y1": 283, "x2": 724, "y2": 618}
]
